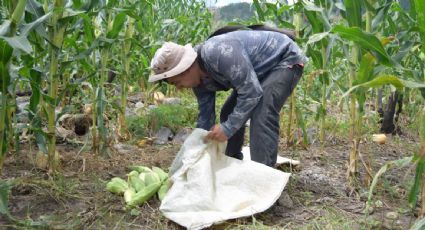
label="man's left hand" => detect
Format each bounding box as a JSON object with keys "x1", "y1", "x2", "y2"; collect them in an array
[{"x1": 206, "y1": 124, "x2": 228, "y2": 142}]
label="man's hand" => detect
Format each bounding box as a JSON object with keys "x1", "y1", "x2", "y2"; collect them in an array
[{"x1": 206, "y1": 124, "x2": 228, "y2": 142}]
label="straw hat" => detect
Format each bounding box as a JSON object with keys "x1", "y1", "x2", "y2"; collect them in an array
[{"x1": 149, "y1": 42, "x2": 197, "y2": 82}]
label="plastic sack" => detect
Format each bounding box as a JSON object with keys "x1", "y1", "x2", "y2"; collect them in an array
[{"x1": 160, "y1": 129, "x2": 290, "y2": 229}]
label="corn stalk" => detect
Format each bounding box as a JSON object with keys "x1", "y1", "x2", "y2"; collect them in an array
[
  {"x1": 118, "y1": 16, "x2": 135, "y2": 141},
  {"x1": 411, "y1": 0, "x2": 425, "y2": 217},
  {"x1": 0, "y1": 0, "x2": 27, "y2": 172},
  {"x1": 286, "y1": 11, "x2": 302, "y2": 146},
  {"x1": 348, "y1": 44, "x2": 360, "y2": 183},
  {"x1": 362, "y1": 0, "x2": 375, "y2": 186},
  {"x1": 45, "y1": 0, "x2": 66, "y2": 171},
  {"x1": 342, "y1": 0, "x2": 362, "y2": 185}
]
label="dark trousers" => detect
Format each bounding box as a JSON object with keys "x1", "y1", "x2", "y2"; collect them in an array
[{"x1": 220, "y1": 65, "x2": 303, "y2": 166}]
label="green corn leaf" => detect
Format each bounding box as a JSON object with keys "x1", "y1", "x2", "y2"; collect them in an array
[
  {"x1": 339, "y1": 75, "x2": 425, "y2": 103},
  {"x1": 304, "y1": 11, "x2": 323, "y2": 34},
  {"x1": 355, "y1": 53, "x2": 376, "y2": 85},
  {"x1": 361, "y1": 0, "x2": 375, "y2": 13},
  {"x1": 106, "y1": 12, "x2": 127, "y2": 39},
  {"x1": 0, "y1": 21, "x2": 11, "y2": 36},
  {"x1": 343, "y1": 0, "x2": 362, "y2": 27},
  {"x1": 372, "y1": 2, "x2": 392, "y2": 32},
  {"x1": 21, "y1": 13, "x2": 51, "y2": 36},
  {"x1": 408, "y1": 158, "x2": 425, "y2": 206},
  {"x1": 28, "y1": 68, "x2": 42, "y2": 120},
  {"x1": 412, "y1": 0, "x2": 425, "y2": 53},
  {"x1": 420, "y1": 108, "x2": 425, "y2": 142},
  {"x1": 0, "y1": 179, "x2": 15, "y2": 215},
  {"x1": 295, "y1": 106, "x2": 308, "y2": 146},
  {"x1": 252, "y1": 0, "x2": 265, "y2": 21},
  {"x1": 367, "y1": 157, "x2": 412, "y2": 206},
  {"x1": 11, "y1": 0, "x2": 27, "y2": 27},
  {"x1": 0, "y1": 39, "x2": 13, "y2": 63},
  {"x1": 26, "y1": 0, "x2": 45, "y2": 18},
  {"x1": 0, "y1": 36, "x2": 32, "y2": 54},
  {"x1": 82, "y1": 14, "x2": 94, "y2": 44},
  {"x1": 411, "y1": 217, "x2": 425, "y2": 230},
  {"x1": 306, "y1": 32, "x2": 330, "y2": 45},
  {"x1": 332, "y1": 25, "x2": 392, "y2": 66},
  {"x1": 306, "y1": 46, "x2": 323, "y2": 69}
]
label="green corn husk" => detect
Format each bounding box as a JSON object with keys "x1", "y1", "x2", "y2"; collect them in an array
[
  {"x1": 139, "y1": 172, "x2": 146, "y2": 183},
  {"x1": 128, "y1": 165, "x2": 153, "y2": 173},
  {"x1": 152, "y1": 166, "x2": 169, "y2": 182},
  {"x1": 143, "y1": 172, "x2": 161, "y2": 186},
  {"x1": 128, "y1": 171, "x2": 145, "y2": 192},
  {"x1": 158, "y1": 179, "x2": 171, "y2": 201},
  {"x1": 106, "y1": 177, "x2": 129, "y2": 195},
  {"x1": 124, "y1": 187, "x2": 136, "y2": 203},
  {"x1": 127, "y1": 182, "x2": 162, "y2": 207}
]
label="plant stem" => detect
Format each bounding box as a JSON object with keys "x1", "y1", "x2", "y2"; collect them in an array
[
  {"x1": 0, "y1": 0, "x2": 27, "y2": 173},
  {"x1": 46, "y1": 0, "x2": 65, "y2": 172},
  {"x1": 320, "y1": 46, "x2": 327, "y2": 154},
  {"x1": 118, "y1": 17, "x2": 135, "y2": 140},
  {"x1": 348, "y1": 44, "x2": 360, "y2": 184}
]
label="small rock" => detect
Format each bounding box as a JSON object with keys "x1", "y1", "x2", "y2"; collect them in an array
[
  {"x1": 125, "y1": 108, "x2": 136, "y2": 117},
  {"x1": 277, "y1": 191, "x2": 293, "y2": 209},
  {"x1": 154, "y1": 127, "x2": 173, "y2": 145},
  {"x1": 113, "y1": 143, "x2": 139, "y2": 154},
  {"x1": 385, "y1": 211, "x2": 399, "y2": 220},
  {"x1": 162, "y1": 97, "x2": 181, "y2": 105},
  {"x1": 134, "y1": 102, "x2": 145, "y2": 115},
  {"x1": 127, "y1": 93, "x2": 143, "y2": 104},
  {"x1": 297, "y1": 166, "x2": 346, "y2": 196},
  {"x1": 148, "y1": 105, "x2": 158, "y2": 110},
  {"x1": 135, "y1": 102, "x2": 144, "y2": 109},
  {"x1": 382, "y1": 219, "x2": 402, "y2": 230},
  {"x1": 172, "y1": 128, "x2": 192, "y2": 144}
]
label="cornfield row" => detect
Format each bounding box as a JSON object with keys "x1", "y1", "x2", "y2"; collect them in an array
[{"x1": 1, "y1": 0, "x2": 425, "y2": 223}]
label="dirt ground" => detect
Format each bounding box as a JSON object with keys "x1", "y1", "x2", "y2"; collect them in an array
[{"x1": 0, "y1": 127, "x2": 420, "y2": 229}]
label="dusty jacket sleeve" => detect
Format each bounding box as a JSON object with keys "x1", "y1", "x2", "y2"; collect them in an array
[
  {"x1": 203, "y1": 40, "x2": 263, "y2": 138},
  {"x1": 193, "y1": 87, "x2": 216, "y2": 131}
]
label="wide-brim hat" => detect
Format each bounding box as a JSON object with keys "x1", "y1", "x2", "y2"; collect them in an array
[{"x1": 149, "y1": 42, "x2": 197, "y2": 83}]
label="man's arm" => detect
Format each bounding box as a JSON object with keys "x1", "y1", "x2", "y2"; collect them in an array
[{"x1": 193, "y1": 87, "x2": 216, "y2": 131}]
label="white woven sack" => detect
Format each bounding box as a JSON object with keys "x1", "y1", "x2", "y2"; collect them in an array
[{"x1": 160, "y1": 128, "x2": 290, "y2": 230}]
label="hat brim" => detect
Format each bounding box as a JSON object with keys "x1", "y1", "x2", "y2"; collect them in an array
[{"x1": 148, "y1": 44, "x2": 197, "y2": 83}]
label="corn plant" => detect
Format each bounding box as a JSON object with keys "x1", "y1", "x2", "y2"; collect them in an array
[
  {"x1": 117, "y1": 12, "x2": 135, "y2": 141},
  {"x1": 302, "y1": 0, "x2": 334, "y2": 153},
  {"x1": 408, "y1": 0, "x2": 425, "y2": 218},
  {"x1": 0, "y1": 0, "x2": 28, "y2": 172}
]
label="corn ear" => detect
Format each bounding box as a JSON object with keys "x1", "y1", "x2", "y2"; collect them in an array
[
  {"x1": 144, "y1": 172, "x2": 161, "y2": 186},
  {"x1": 128, "y1": 171, "x2": 145, "y2": 192},
  {"x1": 106, "y1": 177, "x2": 128, "y2": 195},
  {"x1": 128, "y1": 165, "x2": 153, "y2": 173},
  {"x1": 124, "y1": 187, "x2": 136, "y2": 203},
  {"x1": 127, "y1": 182, "x2": 161, "y2": 207},
  {"x1": 139, "y1": 172, "x2": 146, "y2": 183},
  {"x1": 158, "y1": 179, "x2": 171, "y2": 201},
  {"x1": 152, "y1": 166, "x2": 169, "y2": 182}
]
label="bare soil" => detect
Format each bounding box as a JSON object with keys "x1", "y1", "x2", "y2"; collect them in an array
[{"x1": 0, "y1": 128, "x2": 420, "y2": 230}]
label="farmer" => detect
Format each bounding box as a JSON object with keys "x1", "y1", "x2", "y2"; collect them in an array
[{"x1": 148, "y1": 25, "x2": 307, "y2": 167}]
